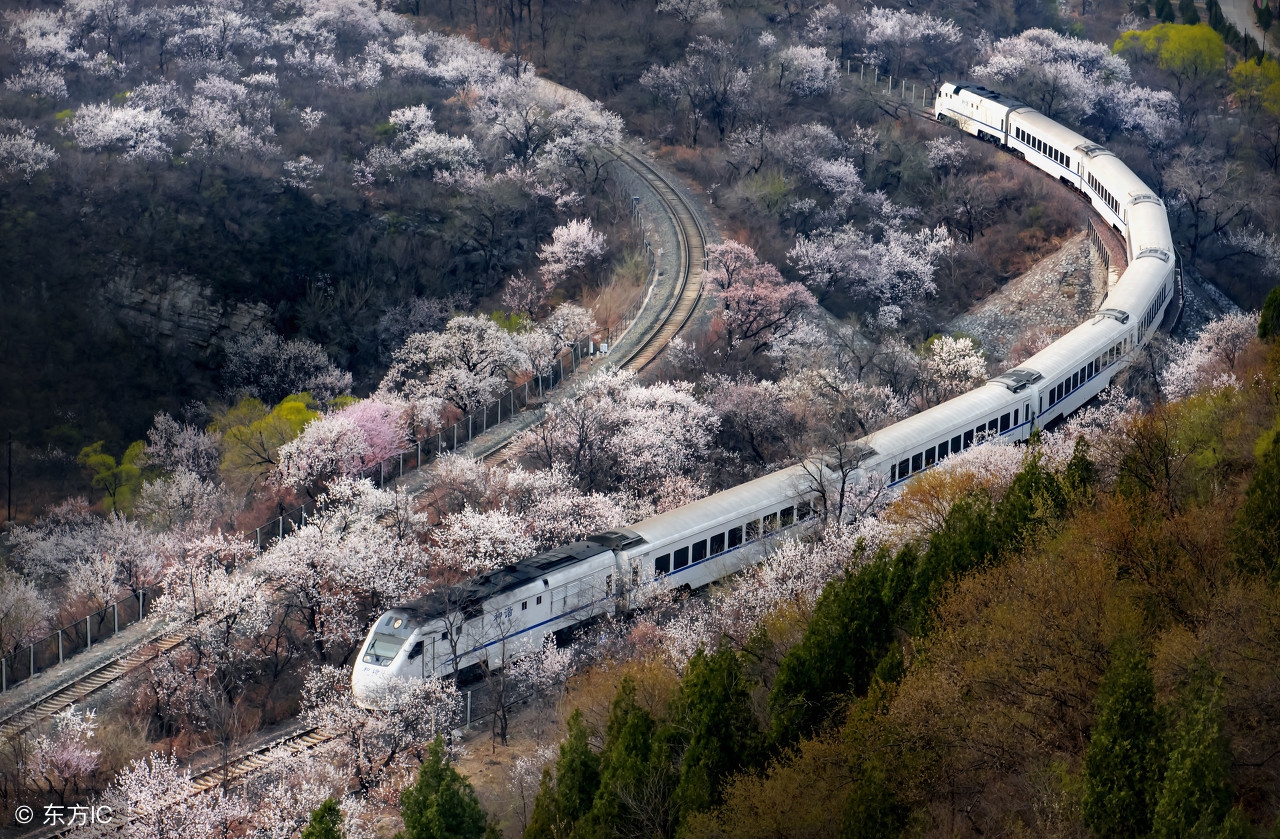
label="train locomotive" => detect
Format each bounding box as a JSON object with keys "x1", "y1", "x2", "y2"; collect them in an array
[{"x1": 352, "y1": 81, "x2": 1177, "y2": 708}]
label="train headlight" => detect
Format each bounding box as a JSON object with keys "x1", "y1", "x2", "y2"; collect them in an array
[
  {"x1": 393, "y1": 618, "x2": 403, "y2": 629},
  {"x1": 363, "y1": 655, "x2": 372, "y2": 663}
]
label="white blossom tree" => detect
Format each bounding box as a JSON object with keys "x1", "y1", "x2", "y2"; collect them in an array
[
  {"x1": 379, "y1": 315, "x2": 524, "y2": 414},
  {"x1": 789, "y1": 223, "x2": 953, "y2": 327},
  {"x1": 429, "y1": 507, "x2": 536, "y2": 574},
  {"x1": 0, "y1": 124, "x2": 57, "y2": 178},
  {"x1": 516, "y1": 369, "x2": 718, "y2": 499},
  {"x1": 1159, "y1": 311, "x2": 1260, "y2": 400},
  {"x1": 99, "y1": 752, "x2": 249, "y2": 838},
  {"x1": 538, "y1": 219, "x2": 607, "y2": 289},
  {"x1": 301, "y1": 664, "x2": 461, "y2": 792},
  {"x1": 920, "y1": 335, "x2": 987, "y2": 406},
  {"x1": 0, "y1": 570, "x2": 50, "y2": 661},
  {"x1": 62, "y1": 102, "x2": 175, "y2": 161},
  {"x1": 775, "y1": 45, "x2": 840, "y2": 97}
]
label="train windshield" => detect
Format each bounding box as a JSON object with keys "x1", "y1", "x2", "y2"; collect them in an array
[{"x1": 366, "y1": 633, "x2": 407, "y2": 660}]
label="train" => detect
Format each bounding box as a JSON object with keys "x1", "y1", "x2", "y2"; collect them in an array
[{"x1": 351, "y1": 80, "x2": 1178, "y2": 708}]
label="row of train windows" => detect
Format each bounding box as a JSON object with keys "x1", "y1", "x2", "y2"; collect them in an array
[
  {"x1": 1141, "y1": 284, "x2": 1170, "y2": 332},
  {"x1": 888, "y1": 409, "x2": 1025, "y2": 482},
  {"x1": 653, "y1": 502, "x2": 812, "y2": 575},
  {"x1": 1045, "y1": 342, "x2": 1127, "y2": 409},
  {"x1": 1086, "y1": 172, "x2": 1120, "y2": 215},
  {"x1": 1014, "y1": 126, "x2": 1071, "y2": 170}
]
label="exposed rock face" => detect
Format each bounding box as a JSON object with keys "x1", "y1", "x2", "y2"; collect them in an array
[{"x1": 102, "y1": 270, "x2": 270, "y2": 363}]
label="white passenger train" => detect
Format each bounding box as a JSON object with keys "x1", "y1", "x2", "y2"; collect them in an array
[{"x1": 351, "y1": 81, "x2": 1178, "y2": 707}]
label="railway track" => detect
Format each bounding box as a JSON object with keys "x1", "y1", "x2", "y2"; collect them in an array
[
  {"x1": 0, "y1": 136, "x2": 712, "y2": 794},
  {"x1": 613, "y1": 147, "x2": 709, "y2": 373}
]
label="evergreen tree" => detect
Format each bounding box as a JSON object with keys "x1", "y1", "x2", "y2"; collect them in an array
[
  {"x1": 1155, "y1": 0, "x2": 1178, "y2": 22},
  {"x1": 1231, "y1": 428, "x2": 1280, "y2": 583},
  {"x1": 1150, "y1": 674, "x2": 1236, "y2": 839},
  {"x1": 1260, "y1": 286, "x2": 1280, "y2": 341},
  {"x1": 901, "y1": 496, "x2": 997, "y2": 633},
  {"x1": 667, "y1": 648, "x2": 765, "y2": 821},
  {"x1": 526, "y1": 711, "x2": 601, "y2": 839},
  {"x1": 770, "y1": 560, "x2": 895, "y2": 742},
  {"x1": 302, "y1": 798, "x2": 345, "y2": 839},
  {"x1": 581, "y1": 678, "x2": 675, "y2": 838},
  {"x1": 1180, "y1": 0, "x2": 1201, "y2": 24},
  {"x1": 397, "y1": 737, "x2": 494, "y2": 839},
  {"x1": 1082, "y1": 642, "x2": 1164, "y2": 838}
]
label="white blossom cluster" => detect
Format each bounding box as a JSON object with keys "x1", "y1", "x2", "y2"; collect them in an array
[
  {"x1": 1159, "y1": 311, "x2": 1260, "y2": 401},
  {"x1": 972, "y1": 28, "x2": 1180, "y2": 143}
]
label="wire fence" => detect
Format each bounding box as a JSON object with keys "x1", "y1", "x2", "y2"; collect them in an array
[
  {"x1": 0, "y1": 587, "x2": 161, "y2": 693},
  {"x1": 844, "y1": 60, "x2": 938, "y2": 111},
  {"x1": 0, "y1": 183, "x2": 659, "y2": 696}
]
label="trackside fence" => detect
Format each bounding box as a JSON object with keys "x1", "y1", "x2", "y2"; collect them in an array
[
  {"x1": 0, "y1": 586, "x2": 162, "y2": 693},
  {"x1": 0, "y1": 182, "x2": 658, "y2": 696}
]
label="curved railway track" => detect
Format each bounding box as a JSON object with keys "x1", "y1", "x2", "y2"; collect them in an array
[
  {"x1": 612, "y1": 147, "x2": 709, "y2": 373},
  {"x1": 3, "y1": 142, "x2": 712, "y2": 822}
]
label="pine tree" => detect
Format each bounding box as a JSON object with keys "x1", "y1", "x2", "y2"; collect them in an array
[
  {"x1": 397, "y1": 737, "x2": 494, "y2": 839},
  {"x1": 1260, "y1": 286, "x2": 1280, "y2": 341},
  {"x1": 1180, "y1": 0, "x2": 1201, "y2": 24},
  {"x1": 667, "y1": 648, "x2": 765, "y2": 821},
  {"x1": 1150, "y1": 674, "x2": 1236, "y2": 839},
  {"x1": 770, "y1": 560, "x2": 895, "y2": 743},
  {"x1": 1155, "y1": 0, "x2": 1177, "y2": 22},
  {"x1": 1232, "y1": 428, "x2": 1280, "y2": 583},
  {"x1": 525, "y1": 710, "x2": 601, "y2": 839},
  {"x1": 1081, "y1": 643, "x2": 1164, "y2": 838},
  {"x1": 581, "y1": 678, "x2": 675, "y2": 838},
  {"x1": 302, "y1": 798, "x2": 345, "y2": 839}
]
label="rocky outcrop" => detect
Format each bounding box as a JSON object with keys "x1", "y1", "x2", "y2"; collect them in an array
[{"x1": 101, "y1": 270, "x2": 270, "y2": 362}]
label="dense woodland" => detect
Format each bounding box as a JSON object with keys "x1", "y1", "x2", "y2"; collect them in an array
[{"x1": 1, "y1": 0, "x2": 1280, "y2": 835}]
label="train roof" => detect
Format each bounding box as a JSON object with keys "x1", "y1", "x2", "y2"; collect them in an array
[
  {"x1": 945, "y1": 82, "x2": 1024, "y2": 107},
  {"x1": 861, "y1": 385, "x2": 1021, "y2": 462},
  {"x1": 396, "y1": 540, "x2": 612, "y2": 622},
  {"x1": 627, "y1": 461, "x2": 814, "y2": 551}
]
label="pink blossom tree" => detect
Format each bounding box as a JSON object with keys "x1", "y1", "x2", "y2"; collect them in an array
[
  {"x1": 102, "y1": 752, "x2": 250, "y2": 838},
  {"x1": 336, "y1": 399, "x2": 411, "y2": 469},
  {"x1": 706, "y1": 241, "x2": 817, "y2": 357},
  {"x1": 25, "y1": 705, "x2": 100, "y2": 805}
]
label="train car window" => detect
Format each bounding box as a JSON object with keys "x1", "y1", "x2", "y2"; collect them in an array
[
  {"x1": 911, "y1": 452, "x2": 923, "y2": 472},
  {"x1": 441, "y1": 632, "x2": 449, "y2": 641},
  {"x1": 655, "y1": 554, "x2": 670, "y2": 574},
  {"x1": 951, "y1": 434, "x2": 962, "y2": 452},
  {"x1": 711, "y1": 533, "x2": 725, "y2": 555},
  {"x1": 798, "y1": 500, "x2": 812, "y2": 520},
  {"x1": 1049, "y1": 390, "x2": 1057, "y2": 407},
  {"x1": 408, "y1": 640, "x2": 423, "y2": 660},
  {"x1": 536, "y1": 595, "x2": 543, "y2": 605},
  {"x1": 1014, "y1": 409, "x2": 1020, "y2": 425},
  {"x1": 1080, "y1": 366, "x2": 1087, "y2": 383},
  {"x1": 521, "y1": 601, "x2": 527, "y2": 611},
  {"x1": 890, "y1": 463, "x2": 897, "y2": 481},
  {"x1": 692, "y1": 540, "x2": 707, "y2": 563},
  {"x1": 1065, "y1": 156, "x2": 1071, "y2": 169},
  {"x1": 1000, "y1": 413, "x2": 1011, "y2": 432},
  {"x1": 938, "y1": 439, "x2": 949, "y2": 459},
  {"x1": 746, "y1": 519, "x2": 760, "y2": 541},
  {"x1": 988, "y1": 418, "x2": 1000, "y2": 433},
  {"x1": 674, "y1": 547, "x2": 689, "y2": 570},
  {"x1": 728, "y1": 526, "x2": 743, "y2": 548},
  {"x1": 925, "y1": 446, "x2": 936, "y2": 467},
  {"x1": 764, "y1": 512, "x2": 779, "y2": 534},
  {"x1": 898, "y1": 458, "x2": 910, "y2": 478},
  {"x1": 964, "y1": 430, "x2": 974, "y2": 448},
  {"x1": 1087, "y1": 361, "x2": 1094, "y2": 378},
  {"x1": 781, "y1": 506, "x2": 795, "y2": 527}
]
